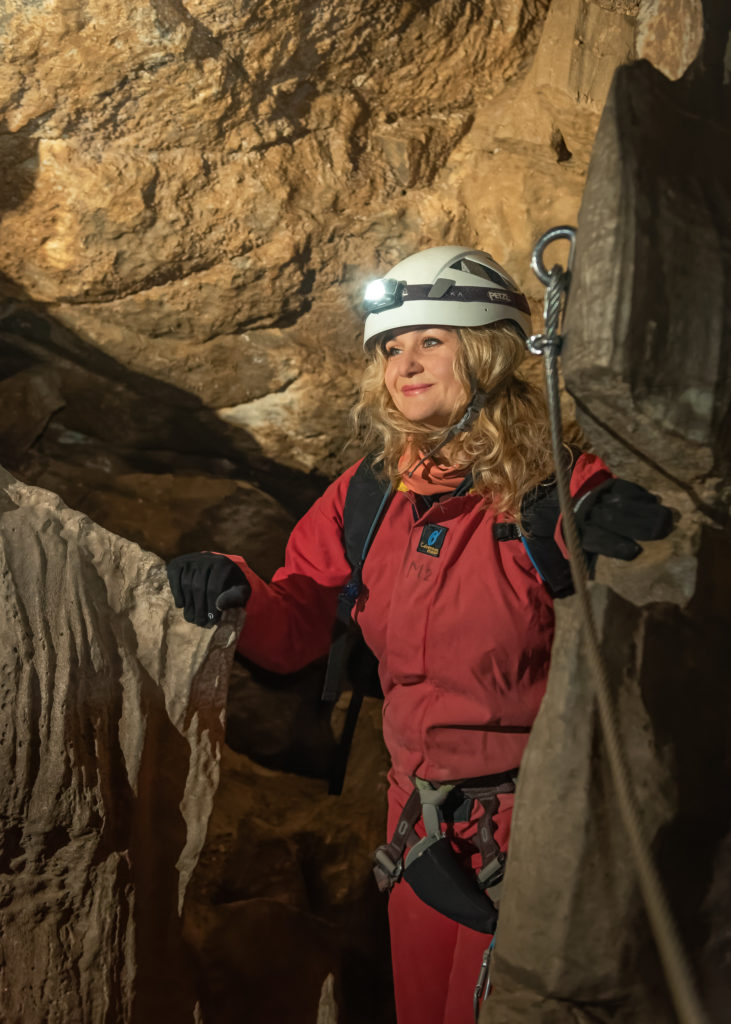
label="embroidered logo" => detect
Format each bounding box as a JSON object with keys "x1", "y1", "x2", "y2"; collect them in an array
[{"x1": 417, "y1": 524, "x2": 448, "y2": 557}]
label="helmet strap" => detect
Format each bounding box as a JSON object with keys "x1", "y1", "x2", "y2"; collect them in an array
[{"x1": 405, "y1": 390, "x2": 487, "y2": 477}]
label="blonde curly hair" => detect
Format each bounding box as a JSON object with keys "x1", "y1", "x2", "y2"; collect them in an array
[{"x1": 350, "y1": 322, "x2": 556, "y2": 520}]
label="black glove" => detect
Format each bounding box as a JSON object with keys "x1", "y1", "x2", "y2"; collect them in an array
[
  {"x1": 166, "y1": 552, "x2": 251, "y2": 627},
  {"x1": 574, "y1": 479, "x2": 674, "y2": 561}
]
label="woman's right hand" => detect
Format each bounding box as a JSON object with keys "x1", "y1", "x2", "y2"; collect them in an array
[{"x1": 166, "y1": 552, "x2": 251, "y2": 627}]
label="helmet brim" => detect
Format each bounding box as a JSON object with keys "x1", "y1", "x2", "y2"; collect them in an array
[{"x1": 363, "y1": 300, "x2": 531, "y2": 353}]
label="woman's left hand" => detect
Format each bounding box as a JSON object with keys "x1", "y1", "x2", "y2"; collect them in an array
[{"x1": 573, "y1": 479, "x2": 675, "y2": 560}]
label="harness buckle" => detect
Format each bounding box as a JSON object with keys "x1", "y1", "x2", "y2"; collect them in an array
[
  {"x1": 476, "y1": 853, "x2": 506, "y2": 891},
  {"x1": 373, "y1": 844, "x2": 403, "y2": 892}
]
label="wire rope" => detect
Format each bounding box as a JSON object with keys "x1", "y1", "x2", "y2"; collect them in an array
[{"x1": 530, "y1": 232, "x2": 710, "y2": 1024}]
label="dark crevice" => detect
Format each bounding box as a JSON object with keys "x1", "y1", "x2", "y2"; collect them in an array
[
  {"x1": 551, "y1": 127, "x2": 573, "y2": 163},
  {"x1": 0, "y1": 303, "x2": 330, "y2": 520}
]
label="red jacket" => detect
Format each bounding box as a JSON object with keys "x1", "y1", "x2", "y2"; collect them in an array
[{"x1": 230, "y1": 453, "x2": 611, "y2": 790}]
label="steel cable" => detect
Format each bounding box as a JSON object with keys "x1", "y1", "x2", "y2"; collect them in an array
[{"x1": 534, "y1": 250, "x2": 710, "y2": 1024}]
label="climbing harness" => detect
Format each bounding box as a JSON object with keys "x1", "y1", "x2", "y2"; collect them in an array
[
  {"x1": 527, "y1": 226, "x2": 709, "y2": 1024},
  {"x1": 372, "y1": 772, "x2": 517, "y2": 934}
]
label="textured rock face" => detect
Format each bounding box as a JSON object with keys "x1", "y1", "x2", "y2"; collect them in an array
[
  {"x1": 484, "y1": 3, "x2": 731, "y2": 1020},
  {"x1": 563, "y1": 60, "x2": 730, "y2": 494},
  {"x1": 0, "y1": 1, "x2": 541, "y2": 305},
  {"x1": 2, "y1": 0, "x2": 700, "y2": 580},
  {"x1": 0, "y1": 466, "x2": 241, "y2": 1023},
  {"x1": 184, "y1": 691, "x2": 392, "y2": 1024},
  {"x1": 1, "y1": 0, "x2": 652, "y2": 489},
  {"x1": 636, "y1": 0, "x2": 704, "y2": 80},
  {"x1": 0, "y1": 2, "x2": 723, "y2": 1021}
]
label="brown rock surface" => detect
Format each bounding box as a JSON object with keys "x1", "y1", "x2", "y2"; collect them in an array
[
  {"x1": 0, "y1": 0, "x2": 548, "y2": 315},
  {"x1": 0, "y1": 0, "x2": 651, "y2": 485},
  {"x1": 184, "y1": 691, "x2": 392, "y2": 1024},
  {"x1": 484, "y1": 3, "x2": 731, "y2": 1019},
  {"x1": 636, "y1": 0, "x2": 704, "y2": 81},
  {"x1": 2, "y1": 0, "x2": 688, "y2": 577},
  {"x1": 0, "y1": 450, "x2": 393, "y2": 1024},
  {"x1": 0, "y1": 465, "x2": 242, "y2": 1023}
]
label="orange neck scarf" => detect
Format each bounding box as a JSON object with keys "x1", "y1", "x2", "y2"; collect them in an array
[{"x1": 398, "y1": 449, "x2": 469, "y2": 496}]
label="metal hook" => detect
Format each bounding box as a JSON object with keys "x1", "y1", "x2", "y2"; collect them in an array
[
  {"x1": 530, "y1": 226, "x2": 577, "y2": 286},
  {"x1": 473, "y1": 940, "x2": 495, "y2": 1021}
]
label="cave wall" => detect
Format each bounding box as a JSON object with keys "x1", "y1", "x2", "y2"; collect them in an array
[
  {"x1": 484, "y1": 1, "x2": 731, "y2": 1020},
  {"x1": 1, "y1": 0, "x2": 696, "y2": 496},
  {"x1": 0, "y1": 456, "x2": 393, "y2": 1024},
  {"x1": 0, "y1": 466, "x2": 242, "y2": 1023}
]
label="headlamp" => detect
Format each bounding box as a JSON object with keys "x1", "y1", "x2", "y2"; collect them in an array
[
  {"x1": 364, "y1": 278, "x2": 531, "y2": 318},
  {"x1": 363, "y1": 277, "x2": 404, "y2": 313}
]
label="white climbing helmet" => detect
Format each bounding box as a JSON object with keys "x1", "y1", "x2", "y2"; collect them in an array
[{"x1": 362, "y1": 245, "x2": 532, "y2": 352}]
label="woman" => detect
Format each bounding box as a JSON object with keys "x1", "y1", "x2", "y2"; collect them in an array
[{"x1": 167, "y1": 245, "x2": 671, "y2": 1024}]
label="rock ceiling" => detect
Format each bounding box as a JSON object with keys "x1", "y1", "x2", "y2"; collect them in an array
[{"x1": 1, "y1": 0, "x2": 700, "y2": 496}]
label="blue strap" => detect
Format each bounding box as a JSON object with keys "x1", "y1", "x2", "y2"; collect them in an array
[
  {"x1": 520, "y1": 535, "x2": 546, "y2": 581},
  {"x1": 360, "y1": 483, "x2": 394, "y2": 563}
]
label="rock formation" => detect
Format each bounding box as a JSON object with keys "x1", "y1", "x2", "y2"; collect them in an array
[
  {"x1": 0, "y1": 466, "x2": 242, "y2": 1023},
  {"x1": 183, "y1": 693, "x2": 392, "y2": 1024},
  {"x1": 0, "y1": 459, "x2": 392, "y2": 1024},
  {"x1": 484, "y1": 1, "x2": 731, "y2": 1020},
  {"x1": 0, "y1": 1, "x2": 723, "y2": 1022},
  {"x1": 1, "y1": 0, "x2": 677, "y2": 496}
]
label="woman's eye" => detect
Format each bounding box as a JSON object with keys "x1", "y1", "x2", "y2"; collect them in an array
[
  {"x1": 423, "y1": 336, "x2": 442, "y2": 348},
  {"x1": 385, "y1": 347, "x2": 401, "y2": 358}
]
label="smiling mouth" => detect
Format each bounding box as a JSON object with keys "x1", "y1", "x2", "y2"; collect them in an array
[{"x1": 401, "y1": 384, "x2": 433, "y2": 395}]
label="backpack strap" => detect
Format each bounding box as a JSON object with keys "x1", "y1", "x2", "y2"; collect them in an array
[
  {"x1": 493, "y1": 446, "x2": 585, "y2": 599},
  {"x1": 342, "y1": 454, "x2": 392, "y2": 567},
  {"x1": 322, "y1": 458, "x2": 392, "y2": 702},
  {"x1": 323, "y1": 455, "x2": 393, "y2": 795}
]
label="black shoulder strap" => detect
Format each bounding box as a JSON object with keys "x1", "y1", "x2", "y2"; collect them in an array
[
  {"x1": 323, "y1": 454, "x2": 392, "y2": 796},
  {"x1": 322, "y1": 455, "x2": 391, "y2": 705},
  {"x1": 493, "y1": 446, "x2": 583, "y2": 599},
  {"x1": 342, "y1": 453, "x2": 391, "y2": 568}
]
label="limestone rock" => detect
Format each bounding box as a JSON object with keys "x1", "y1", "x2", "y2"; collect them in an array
[
  {"x1": 636, "y1": 0, "x2": 704, "y2": 81},
  {"x1": 485, "y1": 523, "x2": 731, "y2": 1021},
  {"x1": 0, "y1": 465, "x2": 242, "y2": 1023},
  {"x1": 485, "y1": 3, "x2": 731, "y2": 1019},
  {"x1": 19, "y1": 458, "x2": 295, "y2": 579},
  {"x1": 0, "y1": 0, "x2": 643, "y2": 481},
  {"x1": 487, "y1": 587, "x2": 679, "y2": 1022},
  {"x1": 0, "y1": 0, "x2": 701, "y2": 503},
  {"x1": 317, "y1": 974, "x2": 339, "y2": 1024},
  {"x1": 0, "y1": 365, "x2": 65, "y2": 456},
  {"x1": 185, "y1": 693, "x2": 393, "y2": 1024},
  {"x1": 0, "y1": 0, "x2": 546, "y2": 311},
  {"x1": 563, "y1": 61, "x2": 731, "y2": 499}
]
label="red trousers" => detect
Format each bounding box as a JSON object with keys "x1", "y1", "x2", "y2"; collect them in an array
[
  {"x1": 386, "y1": 783, "x2": 514, "y2": 1024},
  {"x1": 388, "y1": 879, "x2": 493, "y2": 1024}
]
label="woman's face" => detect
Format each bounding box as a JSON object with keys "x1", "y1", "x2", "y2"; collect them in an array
[{"x1": 383, "y1": 327, "x2": 467, "y2": 427}]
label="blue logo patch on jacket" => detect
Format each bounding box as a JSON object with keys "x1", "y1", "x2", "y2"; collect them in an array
[{"x1": 417, "y1": 524, "x2": 448, "y2": 557}]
